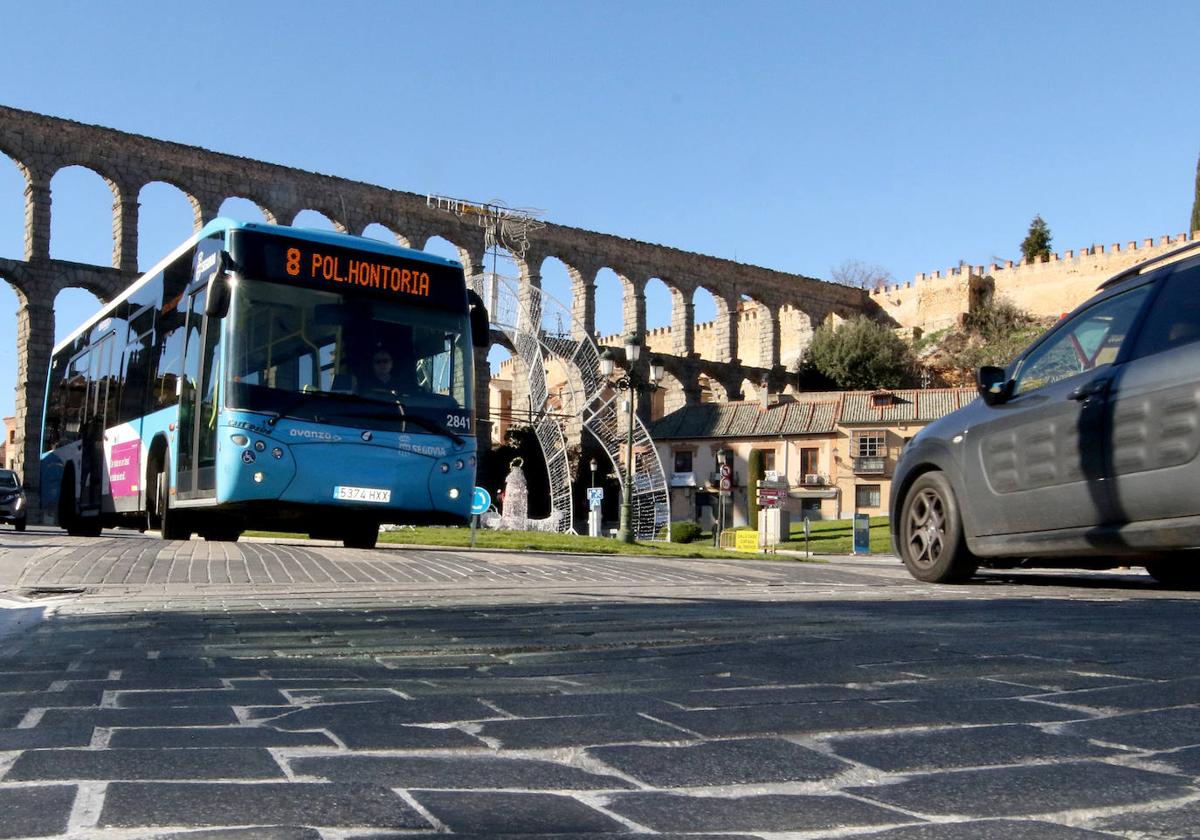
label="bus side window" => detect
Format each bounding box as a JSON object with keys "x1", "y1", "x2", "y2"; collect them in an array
[
  {"x1": 61, "y1": 351, "x2": 90, "y2": 444},
  {"x1": 42, "y1": 352, "x2": 72, "y2": 452},
  {"x1": 153, "y1": 262, "x2": 190, "y2": 409},
  {"x1": 119, "y1": 330, "x2": 154, "y2": 424}
]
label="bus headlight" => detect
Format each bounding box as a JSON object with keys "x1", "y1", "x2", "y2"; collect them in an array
[
  {"x1": 272, "y1": 448, "x2": 283, "y2": 460},
  {"x1": 253, "y1": 471, "x2": 264, "y2": 484},
  {"x1": 448, "y1": 487, "x2": 460, "y2": 500},
  {"x1": 455, "y1": 459, "x2": 464, "y2": 471},
  {"x1": 231, "y1": 434, "x2": 249, "y2": 446},
  {"x1": 440, "y1": 463, "x2": 450, "y2": 473}
]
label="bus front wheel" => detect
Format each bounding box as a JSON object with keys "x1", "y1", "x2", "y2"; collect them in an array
[
  {"x1": 60, "y1": 466, "x2": 101, "y2": 538},
  {"x1": 343, "y1": 523, "x2": 379, "y2": 550},
  {"x1": 151, "y1": 452, "x2": 192, "y2": 542}
]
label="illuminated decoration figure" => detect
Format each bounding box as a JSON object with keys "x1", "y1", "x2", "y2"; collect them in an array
[
  {"x1": 501, "y1": 458, "x2": 529, "y2": 527},
  {"x1": 482, "y1": 457, "x2": 568, "y2": 533}
]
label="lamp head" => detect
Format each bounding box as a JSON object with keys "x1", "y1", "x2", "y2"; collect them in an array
[
  {"x1": 623, "y1": 334, "x2": 641, "y2": 363},
  {"x1": 599, "y1": 348, "x2": 616, "y2": 377},
  {"x1": 649, "y1": 356, "x2": 664, "y2": 383}
]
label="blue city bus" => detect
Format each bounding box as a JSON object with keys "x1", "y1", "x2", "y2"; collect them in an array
[{"x1": 40, "y1": 220, "x2": 488, "y2": 548}]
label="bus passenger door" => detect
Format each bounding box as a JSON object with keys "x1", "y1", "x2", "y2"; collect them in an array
[
  {"x1": 176, "y1": 288, "x2": 205, "y2": 499},
  {"x1": 81, "y1": 334, "x2": 115, "y2": 513},
  {"x1": 177, "y1": 287, "x2": 221, "y2": 500}
]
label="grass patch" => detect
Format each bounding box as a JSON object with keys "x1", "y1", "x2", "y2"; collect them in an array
[
  {"x1": 244, "y1": 526, "x2": 785, "y2": 560},
  {"x1": 779, "y1": 516, "x2": 893, "y2": 555},
  {"x1": 245, "y1": 517, "x2": 896, "y2": 557}
]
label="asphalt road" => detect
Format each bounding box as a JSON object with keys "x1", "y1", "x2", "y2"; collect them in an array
[{"x1": 1, "y1": 526, "x2": 1199, "y2": 839}]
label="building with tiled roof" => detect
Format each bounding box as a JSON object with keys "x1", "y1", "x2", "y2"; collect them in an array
[{"x1": 649, "y1": 388, "x2": 976, "y2": 527}]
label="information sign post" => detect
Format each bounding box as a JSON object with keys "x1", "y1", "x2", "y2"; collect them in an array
[
  {"x1": 470, "y1": 487, "x2": 491, "y2": 549},
  {"x1": 853, "y1": 512, "x2": 871, "y2": 554},
  {"x1": 586, "y1": 487, "x2": 604, "y2": 537}
]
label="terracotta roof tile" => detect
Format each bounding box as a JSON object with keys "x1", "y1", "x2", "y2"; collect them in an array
[{"x1": 648, "y1": 388, "x2": 975, "y2": 441}]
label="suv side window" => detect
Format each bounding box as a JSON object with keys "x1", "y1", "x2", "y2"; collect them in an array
[
  {"x1": 1130, "y1": 263, "x2": 1200, "y2": 359},
  {"x1": 1013, "y1": 283, "x2": 1151, "y2": 396}
]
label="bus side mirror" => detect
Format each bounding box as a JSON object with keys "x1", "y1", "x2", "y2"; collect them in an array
[
  {"x1": 468, "y1": 290, "x2": 490, "y2": 348},
  {"x1": 205, "y1": 252, "x2": 234, "y2": 319}
]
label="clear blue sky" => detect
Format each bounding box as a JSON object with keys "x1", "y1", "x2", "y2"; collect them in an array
[{"x1": 3, "y1": 0, "x2": 1200, "y2": 421}]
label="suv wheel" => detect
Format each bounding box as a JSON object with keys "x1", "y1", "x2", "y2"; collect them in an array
[{"x1": 899, "y1": 472, "x2": 978, "y2": 583}]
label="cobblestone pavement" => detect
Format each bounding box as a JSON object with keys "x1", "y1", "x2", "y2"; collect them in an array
[{"x1": 1, "y1": 527, "x2": 1200, "y2": 838}]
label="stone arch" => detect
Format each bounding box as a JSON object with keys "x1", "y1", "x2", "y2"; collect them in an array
[
  {"x1": 538, "y1": 256, "x2": 574, "y2": 338},
  {"x1": 360, "y1": 222, "x2": 400, "y2": 244},
  {"x1": 651, "y1": 365, "x2": 687, "y2": 419},
  {"x1": 0, "y1": 278, "x2": 18, "y2": 423},
  {"x1": 700, "y1": 372, "x2": 729, "y2": 403},
  {"x1": 136, "y1": 181, "x2": 194, "y2": 271},
  {"x1": 777, "y1": 303, "x2": 821, "y2": 371},
  {"x1": 53, "y1": 286, "x2": 105, "y2": 346},
  {"x1": 290, "y1": 209, "x2": 340, "y2": 232},
  {"x1": 738, "y1": 376, "x2": 762, "y2": 403},
  {"x1": 735, "y1": 293, "x2": 782, "y2": 370},
  {"x1": 420, "y1": 235, "x2": 489, "y2": 278},
  {"x1": 644, "y1": 277, "x2": 672, "y2": 331},
  {"x1": 0, "y1": 152, "x2": 24, "y2": 259},
  {"x1": 690, "y1": 286, "x2": 720, "y2": 362},
  {"x1": 50, "y1": 165, "x2": 115, "y2": 265},
  {"x1": 218, "y1": 196, "x2": 272, "y2": 224},
  {"x1": 594, "y1": 267, "x2": 624, "y2": 342}
]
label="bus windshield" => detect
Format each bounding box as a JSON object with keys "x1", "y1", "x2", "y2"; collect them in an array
[{"x1": 226, "y1": 277, "x2": 472, "y2": 432}]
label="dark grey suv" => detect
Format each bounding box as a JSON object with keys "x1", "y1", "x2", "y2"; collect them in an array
[
  {"x1": 0, "y1": 468, "x2": 26, "y2": 532},
  {"x1": 892, "y1": 244, "x2": 1200, "y2": 585}
]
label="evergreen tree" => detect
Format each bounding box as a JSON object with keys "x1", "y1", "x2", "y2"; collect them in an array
[
  {"x1": 803, "y1": 316, "x2": 914, "y2": 391},
  {"x1": 1191, "y1": 152, "x2": 1200, "y2": 234},
  {"x1": 1020, "y1": 215, "x2": 1053, "y2": 263},
  {"x1": 747, "y1": 449, "x2": 765, "y2": 530}
]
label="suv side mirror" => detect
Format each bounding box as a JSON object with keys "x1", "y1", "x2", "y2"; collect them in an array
[
  {"x1": 976, "y1": 365, "x2": 1012, "y2": 406},
  {"x1": 467, "y1": 290, "x2": 490, "y2": 348}
]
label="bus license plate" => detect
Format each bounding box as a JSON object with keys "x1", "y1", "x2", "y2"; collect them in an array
[{"x1": 334, "y1": 486, "x2": 392, "y2": 503}]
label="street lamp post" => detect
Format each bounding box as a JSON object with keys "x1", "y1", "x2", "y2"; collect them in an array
[{"x1": 599, "y1": 335, "x2": 663, "y2": 544}]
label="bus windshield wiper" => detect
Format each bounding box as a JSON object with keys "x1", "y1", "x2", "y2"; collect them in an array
[
  {"x1": 263, "y1": 389, "x2": 340, "y2": 428},
  {"x1": 261, "y1": 390, "x2": 464, "y2": 446}
]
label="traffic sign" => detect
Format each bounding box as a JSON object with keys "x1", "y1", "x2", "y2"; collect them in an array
[
  {"x1": 586, "y1": 487, "x2": 604, "y2": 510},
  {"x1": 719, "y1": 477, "x2": 732, "y2": 492},
  {"x1": 470, "y1": 486, "x2": 491, "y2": 516},
  {"x1": 719, "y1": 464, "x2": 731, "y2": 479}
]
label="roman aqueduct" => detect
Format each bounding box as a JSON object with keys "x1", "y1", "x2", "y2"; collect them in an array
[{"x1": 0, "y1": 105, "x2": 872, "y2": 516}]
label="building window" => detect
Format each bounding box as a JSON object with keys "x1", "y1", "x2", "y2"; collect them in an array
[
  {"x1": 856, "y1": 484, "x2": 881, "y2": 509},
  {"x1": 800, "y1": 448, "x2": 819, "y2": 479},
  {"x1": 758, "y1": 449, "x2": 776, "y2": 472},
  {"x1": 851, "y1": 431, "x2": 887, "y2": 474},
  {"x1": 673, "y1": 450, "x2": 693, "y2": 474},
  {"x1": 852, "y1": 431, "x2": 886, "y2": 457}
]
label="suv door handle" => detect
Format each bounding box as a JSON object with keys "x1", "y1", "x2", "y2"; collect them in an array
[{"x1": 1068, "y1": 377, "x2": 1111, "y2": 401}]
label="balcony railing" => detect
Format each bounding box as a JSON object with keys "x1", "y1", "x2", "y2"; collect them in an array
[
  {"x1": 799, "y1": 473, "x2": 827, "y2": 486},
  {"x1": 852, "y1": 457, "x2": 887, "y2": 475}
]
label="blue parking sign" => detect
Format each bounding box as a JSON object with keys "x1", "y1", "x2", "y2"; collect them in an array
[{"x1": 471, "y1": 487, "x2": 491, "y2": 516}]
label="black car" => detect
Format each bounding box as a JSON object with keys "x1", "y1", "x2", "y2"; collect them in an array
[
  {"x1": 0, "y1": 468, "x2": 26, "y2": 531},
  {"x1": 892, "y1": 243, "x2": 1200, "y2": 585}
]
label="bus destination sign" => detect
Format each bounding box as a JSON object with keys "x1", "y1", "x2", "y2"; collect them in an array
[{"x1": 231, "y1": 230, "x2": 465, "y2": 310}]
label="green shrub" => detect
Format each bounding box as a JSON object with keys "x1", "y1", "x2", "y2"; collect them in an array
[{"x1": 658, "y1": 521, "x2": 704, "y2": 543}]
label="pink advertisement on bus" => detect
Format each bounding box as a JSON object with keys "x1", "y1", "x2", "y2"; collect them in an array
[{"x1": 108, "y1": 439, "x2": 141, "y2": 498}]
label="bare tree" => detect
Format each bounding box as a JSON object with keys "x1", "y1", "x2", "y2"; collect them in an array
[{"x1": 831, "y1": 259, "x2": 893, "y2": 291}]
